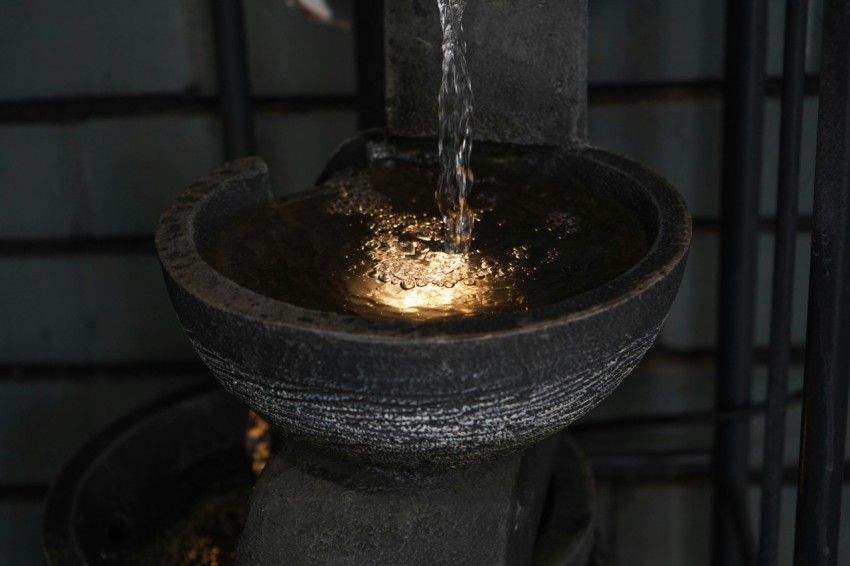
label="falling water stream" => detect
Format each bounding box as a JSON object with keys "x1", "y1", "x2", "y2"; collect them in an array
[{"x1": 437, "y1": 0, "x2": 475, "y2": 253}]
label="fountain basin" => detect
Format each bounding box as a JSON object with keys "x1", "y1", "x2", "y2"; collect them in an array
[
  {"x1": 42, "y1": 387, "x2": 253, "y2": 565},
  {"x1": 155, "y1": 132, "x2": 691, "y2": 468}
]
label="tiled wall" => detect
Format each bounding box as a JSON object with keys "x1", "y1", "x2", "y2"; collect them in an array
[
  {"x1": 1, "y1": 3, "x2": 358, "y2": 564},
  {"x1": 1, "y1": 0, "x2": 845, "y2": 564}
]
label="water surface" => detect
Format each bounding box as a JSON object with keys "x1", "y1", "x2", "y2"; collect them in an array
[{"x1": 207, "y1": 160, "x2": 648, "y2": 321}]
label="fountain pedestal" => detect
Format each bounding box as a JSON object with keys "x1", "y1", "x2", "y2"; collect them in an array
[{"x1": 237, "y1": 437, "x2": 568, "y2": 565}]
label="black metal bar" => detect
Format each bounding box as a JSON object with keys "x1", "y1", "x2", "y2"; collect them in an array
[
  {"x1": 590, "y1": 451, "x2": 850, "y2": 485},
  {"x1": 793, "y1": 0, "x2": 850, "y2": 562},
  {"x1": 0, "y1": 76, "x2": 819, "y2": 124},
  {"x1": 0, "y1": 94, "x2": 358, "y2": 124},
  {"x1": 690, "y1": 214, "x2": 813, "y2": 233},
  {"x1": 713, "y1": 0, "x2": 769, "y2": 564},
  {"x1": 0, "y1": 484, "x2": 50, "y2": 502},
  {"x1": 0, "y1": 235, "x2": 154, "y2": 256},
  {"x1": 651, "y1": 342, "x2": 807, "y2": 365},
  {"x1": 588, "y1": 449, "x2": 712, "y2": 481},
  {"x1": 212, "y1": 0, "x2": 256, "y2": 159},
  {"x1": 758, "y1": 1, "x2": 809, "y2": 564},
  {"x1": 0, "y1": 362, "x2": 208, "y2": 381},
  {"x1": 0, "y1": 214, "x2": 813, "y2": 259},
  {"x1": 353, "y1": 0, "x2": 387, "y2": 129},
  {"x1": 572, "y1": 389, "x2": 803, "y2": 433},
  {"x1": 732, "y1": 483, "x2": 758, "y2": 565},
  {"x1": 587, "y1": 74, "x2": 819, "y2": 105}
]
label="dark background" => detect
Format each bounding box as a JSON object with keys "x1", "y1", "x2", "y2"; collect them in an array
[{"x1": 0, "y1": 0, "x2": 842, "y2": 564}]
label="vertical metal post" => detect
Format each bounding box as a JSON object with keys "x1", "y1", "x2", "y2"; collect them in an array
[
  {"x1": 713, "y1": 0, "x2": 769, "y2": 563},
  {"x1": 757, "y1": 0, "x2": 809, "y2": 564},
  {"x1": 353, "y1": 1, "x2": 386, "y2": 129},
  {"x1": 212, "y1": 0, "x2": 256, "y2": 159},
  {"x1": 793, "y1": 0, "x2": 850, "y2": 563}
]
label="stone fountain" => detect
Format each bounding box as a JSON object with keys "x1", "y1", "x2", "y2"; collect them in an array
[{"x1": 43, "y1": 1, "x2": 690, "y2": 565}]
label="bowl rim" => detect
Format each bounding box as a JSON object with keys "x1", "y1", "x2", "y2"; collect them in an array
[{"x1": 155, "y1": 139, "x2": 691, "y2": 344}]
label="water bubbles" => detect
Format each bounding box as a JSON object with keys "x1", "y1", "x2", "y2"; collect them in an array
[
  {"x1": 547, "y1": 211, "x2": 581, "y2": 239},
  {"x1": 326, "y1": 175, "x2": 387, "y2": 216},
  {"x1": 338, "y1": 181, "x2": 533, "y2": 314},
  {"x1": 208, "y1": 159, "x2": 648, "y2": 321}
]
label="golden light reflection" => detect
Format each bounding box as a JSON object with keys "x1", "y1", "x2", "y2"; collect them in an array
[
  {"x1": 245, "y1": 410, "x2": 271, "y2": 476},
  {"x1": 345, "y1": 260, "x2": 509, "y2": 320},
  {"x1": 179, "y1": 535, "x2": 222, "y2": 566},
  {"x1": 370, "y1": 277, "x2": 481, "y2": 314},
  {"x1": 332, "y1": 189, "x2": 528, "y2": 319}
]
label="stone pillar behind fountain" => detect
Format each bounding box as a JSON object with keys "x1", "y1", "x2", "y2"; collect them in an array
[
  {"x1": 237, "y1": 437, "x2": 565, "y2": 566},
  {"x1": 386, "y1": 0, "x2": 587, "y2": 147}
]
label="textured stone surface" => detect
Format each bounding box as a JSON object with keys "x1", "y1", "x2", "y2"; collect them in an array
[
  {"x1": 386, "y1": 0, "x2": 587, "y2": 146},
  {"x1": 235, "y1": 437, "x2": 563, "y2": 566},
  {"x1": 155, "y1": 133, "x2": 691, "y2": 467},
  {"x1": 42, "y1": 389, "x2": 597, "y2": 565}
]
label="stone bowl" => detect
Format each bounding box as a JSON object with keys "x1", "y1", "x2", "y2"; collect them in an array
[{"x1": 155, "y1": 133, "x2": 691, "y2": 468}]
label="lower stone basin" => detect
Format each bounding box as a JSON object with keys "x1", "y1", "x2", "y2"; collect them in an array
[{"x1": 42, "y1": 387, "x2": 597, "y2": 565}]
